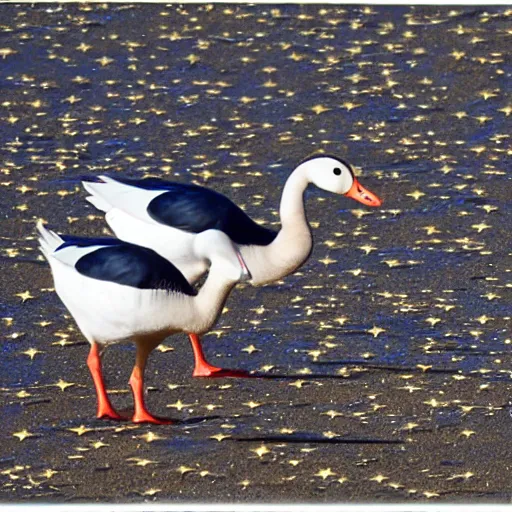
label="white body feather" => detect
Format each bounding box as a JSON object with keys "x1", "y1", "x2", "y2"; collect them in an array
[
  {"x1": 83, "y1": 158, "x2": 358, "y2": 286},
  {"x1": 37, "y1": 223, "x2": 242, "y2": 349}
]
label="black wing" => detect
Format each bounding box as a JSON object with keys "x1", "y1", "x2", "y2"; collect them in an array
[
  {"x1": 61, "y1": 236, "x2": 196, "y2": 295},
  {"x1": 116, "y1": 177, "x2": 278, "y2": 247}
]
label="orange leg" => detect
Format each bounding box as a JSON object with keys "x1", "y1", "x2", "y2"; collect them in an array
[
  {"x1": 129, "y1": 341, "x2": 172, "y2": 425},
  {"x1": 189, "y1": 333, "x2": 250, "y2": 378},
  {"x1": 87, "y1": 342, "x2": 122, "y2": 420}
]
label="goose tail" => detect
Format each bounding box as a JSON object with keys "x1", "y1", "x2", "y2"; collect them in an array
[{"x1": 36, "y1": 220, "x2": 63, "y2": 259}]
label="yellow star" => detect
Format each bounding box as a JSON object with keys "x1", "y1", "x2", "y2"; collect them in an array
[
  {"x1": 76, "y1": 43, "x2": 92, "y2": 52},
  {"x1": 13, "y1": 429, "x2": 34, "y2": 441},
  {"x1": 371, "y1": 474, "x2": 389, "y2": 483},
  {"x1": 96, "y1": 56, "x2": 114, "y2": 67},
  {"x1": 128, "y1": 458, "x2": 158, "y2": 467},
  {"x1": 177, "y1": 465, "x2": 195, "y2": 475},
  {"x1": 359, "y1": 244, "x2": 377, "y2": 254},
  {"x1": 139, "y1": 431, "x2": 165, "y2": 443},
  {"x1": 341, "y1": 102, "x2": 361, "y2": 111},
  {"x1": 210, "y1": 433, "x2": 230, "y2": 442},
  {"x1": 167, "y1": 400, "x2": 193, "y2": 411},
  {"x1": 41, "y1": 469, "x2": 58, "y2": 479},
  {"x1": 423, "y1": 226, "x2": 441, "y2": 235},
  {"x1": 185, "y1": 54, "x2": 200, "y2": 64},
  {"x1": 311, "y1": 104, "x2": 330, "y2": 115},
  {"x1": 55, "y1": 379, "x2": 74, "y2": 391},
  {"x1": 471, "y1": 222, "x2": 491, "y2": 233},
  {"x1": 498, "y1": 106, "x2": 512, "y2": 116},
  {"x1": 156, "y1": 344, "x2": 174, "y2": 353},
  {"x1": 315, "y1": 468, "x2": 336, "y2": 480},
  {"x1": 368, "y1": 326, "x2": 386, "y2": 338},
  {"x1": 406, "y1": 190, "x2": 426, "y2": 200},
  {"x1": 243, "y1": 401, "x2": 261, "y2": 409},
  {"x1": 252, "y1": 445, "x2": 271, "y2": 457},
  {"x1": 460, "y1": 430, "x2": 476, "y2": 438},
  {"x1": 91, "y1": 441, "x2": 109, "y2": 449},
  {"x1": 241, "y1": 345, "x2": 259, "y2": 354},
  {"x1": 68, "y1": 425, "x2": 92, "y2": 436},
  {"x1": 22, "y1": 348, "x2": 43, "y2": 360},
  {"x1": 16, "y1": 291, "x2": 35, "y2": 302},
  {"x1": 479, "y1": 90, "x2": 497, "y2": 100}
]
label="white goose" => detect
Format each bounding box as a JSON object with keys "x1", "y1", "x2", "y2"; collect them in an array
[
  {"x1": 83, "y1": 155, "x2": 382, "y2": 377},
  {"x1": 37, "y1": 222, "x2": 250, "y2": 424}
]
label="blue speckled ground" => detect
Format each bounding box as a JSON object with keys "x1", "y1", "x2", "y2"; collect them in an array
[{"x1": 0, "y1": 3, "x2": 511, "y2": 503}]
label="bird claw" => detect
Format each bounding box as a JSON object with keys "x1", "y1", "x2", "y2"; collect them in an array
[
  {"x1": 132, "y1": 411, "x2": 173, "y2": 425},
  {"x1": 193, "y1": 364, "x2": 252, "y2": 378}
]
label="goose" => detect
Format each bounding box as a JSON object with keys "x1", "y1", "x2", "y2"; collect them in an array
[
  {"x1": 37, "y1": 222, "x2": 250, "y2": 424},
  {"x1": 83, "y1": 155, "x2": 382, "y2": 377}
]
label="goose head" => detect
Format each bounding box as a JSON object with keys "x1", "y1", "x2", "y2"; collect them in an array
[
  {"x1": 297, "y1": 155, "x2": 382, "y2": 207},
  {"x1": 193, "y1": 230, "x2": 251, "y2": 282}
]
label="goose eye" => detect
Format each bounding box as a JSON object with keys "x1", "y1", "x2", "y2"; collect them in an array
[{"x1": 333, "y1": 168, "x2": 342, "y2": 176}]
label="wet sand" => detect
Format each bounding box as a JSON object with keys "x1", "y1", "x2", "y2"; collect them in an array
[{"x1": 1, "y1": 3, "x2": 511, "y2": 504}]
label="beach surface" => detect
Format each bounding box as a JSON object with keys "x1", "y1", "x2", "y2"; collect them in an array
[{"x1": 1, "y1": 3, "x2": 511, "y2": 504}]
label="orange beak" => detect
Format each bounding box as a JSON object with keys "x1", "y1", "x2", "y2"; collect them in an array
[{"x1": 345, "y1": 178, "x2": 382, "y2": 207}]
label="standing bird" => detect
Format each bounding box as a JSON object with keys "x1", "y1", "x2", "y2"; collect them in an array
[
  {"x1": 83, "y1": 155, "x2": 382, "y2": 377},
  {"x1": 37, "y1": 222, "x2": 250, "y2": 424}
]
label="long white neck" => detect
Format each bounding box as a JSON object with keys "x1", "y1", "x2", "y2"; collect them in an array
[
  {"x1": 279, "y1": 166, "x2": 310, "y2": 229},
  {"x1": 185, "y1": 264, "x2": 237, "y2": 334},
  {"x1": 239, "y1": 167, "x2": 313, "y2": 286}
]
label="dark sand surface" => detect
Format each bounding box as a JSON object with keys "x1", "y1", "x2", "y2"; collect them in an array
[{"x1": 1, "y1": 3, "x2": 511, "y2": 504}]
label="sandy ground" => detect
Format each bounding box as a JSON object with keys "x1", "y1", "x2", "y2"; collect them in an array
[{"x1": 1, "y1": 3, "x2": 511, "y2": 504}]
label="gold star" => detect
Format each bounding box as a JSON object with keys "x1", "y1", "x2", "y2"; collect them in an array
[
  {"x1": 453, "y1": 111, "x2": 467, "y2": 119},
  {"x1": 322, "y1": 410, "x2": 343, "y2": 419},
  {"x1": 460, "y1": 429, "x2": 476, "y2": 438},
  {"x1": 141, "y1": 488, "x2": 161, "y2": 496},
  {"x1": 91, "y1": 441, "x2": 108, "y2": 449},
  {"x1": 13, "y1": 429, "x2": 34, "y2": 441},
  {"x1": 368, "y1": 326, "x2": 386, "y2": 338},
  {"x1": 156, "y1": 344, "x2": 174, "y2": 353},
  {"x1": 210, "y1": 433, "x2": 230, "y2": 442},
  {"x1": 315, "y1": 468, "x2": 336, "y2": 480},
  {"x1": 406, "y1": 190, "x2": 426, "y2": 200},
  {"x1": 371, "y1": 474, "x2": 389, "y2": 483},
  {"x1": 359, "y1": 244, "x2": 377, "y2": 254},
  {"x1": 479, "y1": 90, "x2": 497, "y2": 100},
  {"x1": 167, "y1": 400, "x2": 193, "y2": 411},
  {"x1": 289, "y1": 380, "x2": 306, "y2": 388},
  {"x1": 0, "y1": 47, "x2": 18, "y2": 59},
  {"x1": 185, "y1": 54, "x2": 200, "y2": 64},
  {"x1": 383, "y1": 259, "x2": 401, "y2": 268},
  {"x1": 96, "y1": 56, "x2": 114, "y2": 67},
  {"x1": 311, "y1": 104, "x2": 330, "y2": 115},
  {"x1": 471, "y1": 222, "x2": 491, "y2": 233},
  {"x1": 450, "y1": 50, "x2": 465, "y2": 60},
  {"x1": 242, "y1": 345, "x2": 260, "y2": 354},
  {"x1": 243, "y1": 401, "x2": 261, "y2": 409},
  {"x1": 128, "y1": 458, "x2": 158, "y2": 467},
  {"x1": 76, "y1": 43, "x2": 92, "y2": 52},
  {"x1": 423, "y1": 226, "x2": 441, "y2": 235},
  {"x1": 55, "y1": 379, "x2": 74, "y2": 391},
  {"x1": 475, "y1": 315, "x2": 492, "y2": 324},
  {"x1": 341, "y1": 102, "x2": 361, "y2": 111},
  {"x1": 41, "y1": 469, "x2": 58, "y2": 479},
  {"x1": 16, "y1": 291, "x2": 34, "y2": 302},
  {"x1": 177, "y1": 465, "x2": 195, "y2": 475},
  {"x1": 139, "y1": 431, "x2": 165, "y2": 443},
  {"x1": 68, "y1": 425, "x2": 92, "y2": 436},
  {"x1": 22, "y1": 348, "x2": 43, "y2": 360},
  {"x1": 252, "y1": 445, "x2": 271, "y2": 457},
  {"x1": 498, "y1": 106, "x2": 512, "y2": 116}
]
